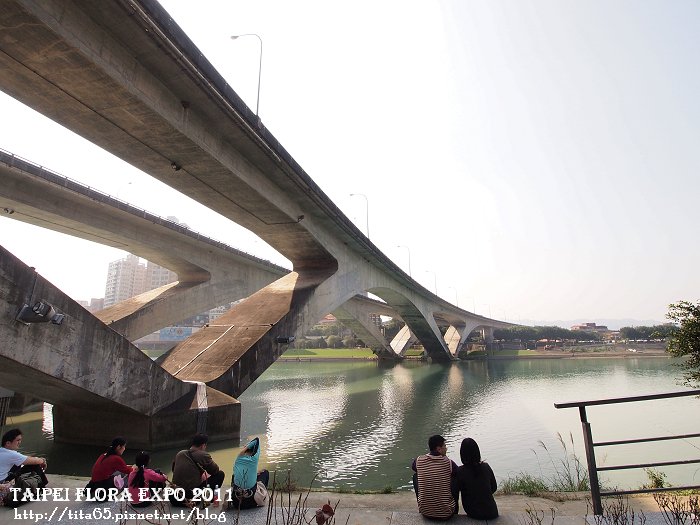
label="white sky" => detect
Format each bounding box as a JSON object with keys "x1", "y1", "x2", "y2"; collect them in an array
[{"x1": 1, "y1": 0, "x2": 699, "y2": 325}]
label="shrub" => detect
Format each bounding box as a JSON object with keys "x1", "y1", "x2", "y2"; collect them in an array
[{"x1": 501, "y1": 473, "x2": 549, "y2": 496}]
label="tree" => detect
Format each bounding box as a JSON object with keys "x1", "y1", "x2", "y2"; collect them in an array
[
  {"x1": 326, "y1": 335, "x2": 342, "y2": 348},
  {"x1": 293, "y1": 336, "x2": 309, "y2": 349},
  {"x1": 666, "y1": 300, "x2": 700, "y2": 386}
]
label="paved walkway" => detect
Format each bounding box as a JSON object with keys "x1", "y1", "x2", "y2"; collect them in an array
[{"x1": 0, "y1": 475, "x2": 664, "y2": 525}]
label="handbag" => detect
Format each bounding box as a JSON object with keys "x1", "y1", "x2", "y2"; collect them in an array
[{"x1": 253, "y1": 481, "x2": 268, "y2": 506}]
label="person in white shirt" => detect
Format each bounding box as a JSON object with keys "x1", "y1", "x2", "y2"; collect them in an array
[
  {"x1": 0, "y1": 428, "x2": 46, "y2": 481},
  {"x1": 0, "y1": 428, "x2": 48, "y2": 507}
]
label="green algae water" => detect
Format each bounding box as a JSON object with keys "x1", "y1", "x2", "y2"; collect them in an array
[{"x1": 15, "y1": 357, "x2": 700, "y2": 492}]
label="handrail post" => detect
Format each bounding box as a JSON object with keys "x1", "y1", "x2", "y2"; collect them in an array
[{"x1": 579, "y1": 406, "x2": 602, "y2": 514}]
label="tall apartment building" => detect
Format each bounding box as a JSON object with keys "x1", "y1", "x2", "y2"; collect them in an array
[
  {"x1": 147, "y1": 261, "x2": 178, "y2": 289},
  {"x1": 104, "y1": 256, "x2": 179, "y2": 308},
  {"x1": 104, "y1": 254, "x2": 148, "y2": 307},
  {"x1": 102, "y1": 217, "x2": 231, "y2": 330}
]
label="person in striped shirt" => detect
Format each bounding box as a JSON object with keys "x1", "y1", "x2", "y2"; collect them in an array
[{"x1": 411, "y1": 434, "x2": 459, "y2": 520}]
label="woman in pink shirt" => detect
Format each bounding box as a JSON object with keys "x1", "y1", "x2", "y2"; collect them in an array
[{"x1": 128, "y1": 451, "x2": 168, "y2": 508}]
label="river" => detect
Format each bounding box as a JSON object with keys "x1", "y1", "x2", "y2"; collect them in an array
[{"x1": 13, "y1": 356, "x2": 700, "y2": 492}]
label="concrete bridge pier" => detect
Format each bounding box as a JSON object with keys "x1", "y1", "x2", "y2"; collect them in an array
[
  {"x1": 52, "y1": 388, "x2": 240, "y2": 450},
  {"x1": 332, "y1": 302, "x2": 397, "y2": 359},
  {"x1": 483, "y1": 326, "x2": 495, "y2": 352},
  {"x1": 391, "y1": 325, "x2": 417, "y2": 356},
  {"x1": 452, "y1": 320, "x2": 487, "y2": 356},
  {"x1": 444, "y1": 326, "x2": 461, "y2": 356},
  {"x1": 0, "y1": 245, "x2": 241, "y2": 449}
]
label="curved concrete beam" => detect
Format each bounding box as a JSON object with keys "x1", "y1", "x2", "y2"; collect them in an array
[
  {"x1": 332, "y1": 300, "x2": 395, "y2": 359},
  {"x1": 0, "y1": 0, "x2": 335, "y2": 269},
  {"x1": 0, "y1": 245, "x2": 189, "y2": 413},
  {"x1": 0, "y1": 151, "x2": 288, "y2": 339}
]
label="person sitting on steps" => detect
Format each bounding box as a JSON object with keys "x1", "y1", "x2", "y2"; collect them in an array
[
  {"x1": 455, "y1": 437, "x2": 498, "y2": 520},
  {"x1": 170, "y1": 433, "x2": 225, "y2": 507},
  {"x1": 85, "y1": 436, "x2": 132, "y2": 500},
  {"x1": 231, "y1": 437, "x2": 269, "y2": 510},
  {"x1": 127, "y1": 451, "x2": 168, "y2": 508},
  {"x1": 0, "y1": 428, "x2": 48, "y2": 508},
  {"x1": 411, "y1": 434, "x2": 459, "y2": 520}
]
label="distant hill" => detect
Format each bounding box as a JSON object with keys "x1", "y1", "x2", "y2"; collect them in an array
[{"x1": 521, "y1": 318, "x2": 665, "y2": 331}]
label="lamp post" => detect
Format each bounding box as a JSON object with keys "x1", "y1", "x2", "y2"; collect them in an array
[
  {"x1": 349, "y1": 193, "x2": 370, "y2": 238},
  {"x1": 424, "y1": 270, "x2": 438, "y2": 294},
  {"x1": 464, "y1": 296, "x2": 477, "y2": 313},
  {"x1": 448, "y1": 286, "x2": 459, "y2": 307},
  {"x1": 230, "y1": 33, "x2": 263, "y2": 116},
  {"x1": 397, "y1": 245, "x2": 412, "y2": 276}
]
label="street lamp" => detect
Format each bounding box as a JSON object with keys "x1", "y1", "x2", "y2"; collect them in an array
[
  {"x1": 230, "y1": 33, "x2": 263, "y2": 116},
  {"x1": 397, "y1": 245, "x2": 412, "y2": 276},
  {"x1": 349, "y1": 193, "x2": 370, "y2": 238},
  {"x1": 424, "y1": 270, "x2": 437, "y2": 294},
  {"x1": 448, "y1": 286, "x2": 459, "y2": 307},
  {"x1": 464, "y1": 296, "x2": 477, "y2": 313}
]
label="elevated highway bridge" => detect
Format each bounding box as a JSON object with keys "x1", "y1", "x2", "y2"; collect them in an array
[{"x1": 0, "y1": 0, "x2": 512, "y2": 447}]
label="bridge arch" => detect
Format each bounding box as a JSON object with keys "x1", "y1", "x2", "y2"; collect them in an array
[{"x1": 367, "y1": 287, "x2": 452, "y2": 361}]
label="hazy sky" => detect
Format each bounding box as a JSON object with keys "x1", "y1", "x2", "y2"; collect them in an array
[{"x1": 1, "y1": 0, "x2": 699, "y2": 325}]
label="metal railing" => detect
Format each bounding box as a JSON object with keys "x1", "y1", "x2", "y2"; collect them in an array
[{"x1": 555, "y1": 389, "x2": 700, "y2": 514}]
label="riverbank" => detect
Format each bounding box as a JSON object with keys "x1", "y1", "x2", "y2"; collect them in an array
[
  {"x1": 277, "y1": 347, "x2": 671, "y2": 362},
  {"x1": 2, "y1": 474, "x2": 664, "y2": 525},
  {"x1": 463, "y1": 349, "x2": 670, "y2": 360}
]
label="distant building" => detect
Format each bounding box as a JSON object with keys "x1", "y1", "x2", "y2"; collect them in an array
[
  {"x1": 103, "y1": 256, "x2": 177, "y2": 308},
  {"x1": 208, "y1": 304, "x2": 231, "y2": 322},
  {"x1": 103, "y1": 218, "x2": 187, "y2": 307},
  {"x1": 571, "y1": 322, "x2": 609, "y2": 332},
  {"x1": 100, "y1": 215, "x2": 239, "y2": 349},
  {"x1": 368, "y1": 313, "x2": 382, "y2": 329},
  {"x1": 88, "y1": 298, "x2": 104, "y2": 312},
  {"x1": 319, "y1": 314, "x2": 337, "y2": 325},
  {"x1": 147, "y1": 260, "x2": 178, "y2": 289},
  {"x1": 104, "y1": 254, "x2": 148, "y2": 307}
]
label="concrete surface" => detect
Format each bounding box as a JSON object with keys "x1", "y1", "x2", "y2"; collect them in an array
[{"x1": 0, "y1": 475, "x2": 668, "y2": 525}]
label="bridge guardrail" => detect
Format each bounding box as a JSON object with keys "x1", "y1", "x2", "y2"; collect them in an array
[
  {"x1": 555, "y1": 389, "x2": 700, "y2": 514},
  {"x1": 0, "y1": 147, "x2": 288, "y2": 273}
]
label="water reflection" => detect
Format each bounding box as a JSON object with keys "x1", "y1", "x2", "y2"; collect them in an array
[
  {"x1": 317, "y1": 368, "x2": 406, "y2": 485},
  {"x1": 13, "y1": 357, "x2": 698, "y2": 491},
  {"x1": 264, "y1": 382, "x2": 347, "y2": 461},
  {"x1": 42, "y1": 403, "x2": 54, "y2": 438}
]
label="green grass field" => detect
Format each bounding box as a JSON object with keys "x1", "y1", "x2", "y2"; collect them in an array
[
  {"x1": 282, "y1": 347, "x2": 377, "y2": 358},
  {"x1": 466, "y1": 349, "x2": 540, "y2": 357},
  {"x1": 281, "y1": 347, "x2": 427, "y2": 359}
]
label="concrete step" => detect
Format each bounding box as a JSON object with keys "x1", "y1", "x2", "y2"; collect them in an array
[
  {"x1": 2, "y1": 476, "x2": 666, "y2": 525},
  {"x1": 6, "y1": 499, "x2": 671, "y2": 525}
]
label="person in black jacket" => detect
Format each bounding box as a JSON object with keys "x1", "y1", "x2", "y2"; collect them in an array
[{"x1": 455, "y1": 438, "x2": 498, "y2": 520}]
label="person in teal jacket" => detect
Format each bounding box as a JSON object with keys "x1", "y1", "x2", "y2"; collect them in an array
[{"x1": 231, "y1": 437, "x2": 269, "y2": 509}]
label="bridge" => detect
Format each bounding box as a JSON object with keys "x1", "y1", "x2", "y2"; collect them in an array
[{"x1": 0, "y1": 0, "x2": 511, "y2": 447}]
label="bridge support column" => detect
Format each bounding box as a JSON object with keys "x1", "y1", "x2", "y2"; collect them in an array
[
  {"x1": 332, "y1": 303, "x2": 397, "y2": 360},
  {"x1": 391, "y1": 325, "x2": 417, "y2": 356},
  {"x1": 483, "y1": 327, "x2": 495, "y2": 354},
  {"x1": 52, "y1": 387, "x2": 240, "y2": 450},
  {"x1": 444, "y1": 326, "x2": 462, "y2": 356},
  {"x1": 453, "y1": 321, "x2": 483, "y2": 357}
]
